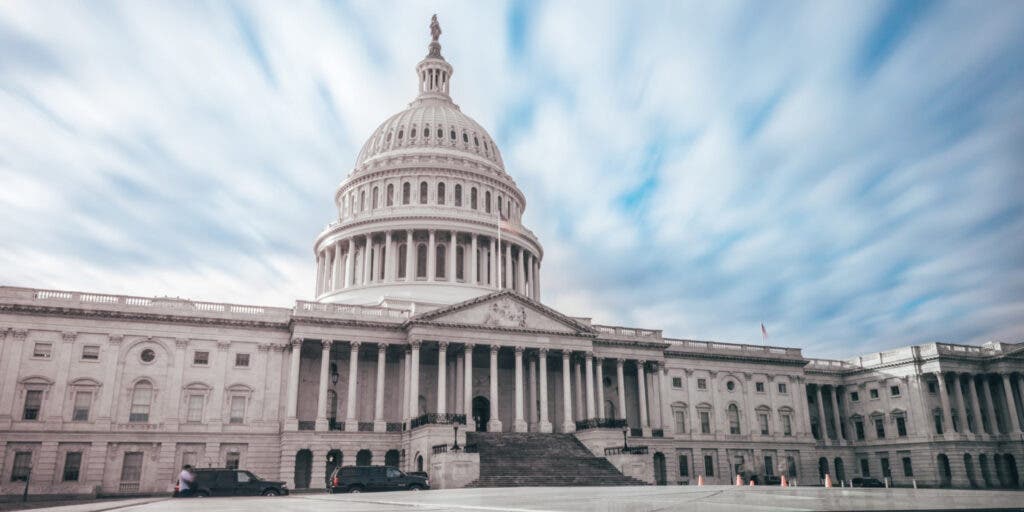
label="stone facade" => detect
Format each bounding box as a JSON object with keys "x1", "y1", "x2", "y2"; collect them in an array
[{"x1": 1, "y1": 17, "x2": 1022, "y2": 498}]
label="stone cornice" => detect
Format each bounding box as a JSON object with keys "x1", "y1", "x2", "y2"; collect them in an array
[
  {"x1": 665, "y1": 349, "x2": 810, "y2": 367},
  {"x1": 0, "y1": 303, "x2": 291, "y2": 330}
]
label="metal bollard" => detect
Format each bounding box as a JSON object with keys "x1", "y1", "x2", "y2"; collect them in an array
[{"x1": 912, "y1": 479, "x2": 917, "y2": 489}]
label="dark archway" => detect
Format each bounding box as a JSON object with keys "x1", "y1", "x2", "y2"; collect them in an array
[
  {"x1": 994, "y1": 454, "x2": 1006, "y2": 487},
  {"x1": 294, "y1": 449, "x2": 312, "y2": 489},
  {"x1": 963, "y1": 453, "x2": 977, "y2": 488},
  {"x1": 818, "y1": 457, "x2": 829, "y2": 481},
  {"x1": 937, "y1": 454, "x2": 952, "y2": 488},
  {"x1": 653, "y1": 452, "x2": 667, "y2": 485},
  {"x1": 1004, "y1": 454, "x2": 1019, "y2": 488},
  {"x1": 472, "y1": 396, "x2": 490, "y2": 432},
  {"x1": 385, "y1": 449, "x2": 400, "y2": 467},
  {"x1": 416, "y1": 454, "x2": 424, "y2": 472},
  {"x1": 834, "y1": 458, "x2": 845, "y2": 483},
  {"x1": 356, "y1": 449, "x2": 372, "y2": 466},
  {"x1": 979, "y1": 454, "x2": 993, "y2": 487},
  {"x1": 325, "y1": 449, "x2": 343, "y2": 487}
]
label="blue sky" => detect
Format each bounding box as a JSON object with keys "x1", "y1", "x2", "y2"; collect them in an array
[{"x1": 1, "y1": 1, "x2": 1022, "y2": 359}]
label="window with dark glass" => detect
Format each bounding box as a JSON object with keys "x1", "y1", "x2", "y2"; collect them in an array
[
  {"x1": 727, "y1": 404, "x2": 740, "y2": 435},
  {"x1": 398, "y1": 244, "x2": 408, "y2": 279},
  {"x1": 699, "y1": 411, "x2": 711, "y2": 434},
  {"x1": 782, "y1": 414, "x2": 792, "y2": 436},
  {"x1": 870, "y1": 389, "x2": 879, "y2": 399},
  {"x1": 120, "y1": 452, "x2": 143, "y2": 484},
  {"x1": 471, "y1": 188, "x2": 478, "y2": 209},
  {"x1": 855, "y1": 420, "x2": 865, "y2": 440},
  {"x1": 928, "y1": 381, "x2": 937, "y2": 393},
  {"x1": 890, "y1": 385, "x2": 900, "y2": 397},
  {"x1": 387, "y1": 184, "x2": 394, "y2": 206},
  {"x1": 81, "y1": 345, "x2": 100, "y2": 361},
  {"x1": 902, "y1": 457, "x2": 913, "y2": 476},
  {"x1": 435, "y1": 245, "x2": 446, "y2": 279},
  {"x1": 402, "y1": 182, "x2": 411, "y2": 204},
  {"x1": 758, "y1": 413, "x2": 769, "y2": 435},
  {"x1": 764, "y1": 456, "x2": 774, "y2": 475},
  {"x1": 63, "y1": 452, "x2": 82, "y2": 481},
  {"x1": 678, "y1": 455, "x2": 689, "y2": 477},
  {"x1": 703, "y1": 455, "x2": 715, "y2": 477},
  {"x1": 235, "y1": 353, "x2": 250, "y2": 367},
  {"x1": 755, "y1": 382, "x2": 765, "y2": 393},
  {"x1": 193, "y1": 351, "x2": 209, "y2": 365},
  {"x1": 11, "y1": 452, "x2": 31, "y2": 481},
  {"x1": 72, "y1": 391, "x2": 92, "y2": 421},
  {"x1": 860, "y1": 458, "x2": 870, "y2": 476},
  {"x1": 456, "y1": 246, "x2": 464, "y2": 280},
  {"x1": 850, "y1": 391, "x2": 859, "y2": 402},
  {"x1": 129, "y1": 382, "x2": 152, "y2": 422},
  {"x1": 372, "y1": 186, "x2": 379, "y2": 209},
  {"x1": 454, "y1": 184, "x2": 462, "y2": 206},
  {"x1": 23, "y1": 390, "x2": 42, "y2": 420},
  {"x1": 777, "y1": 383, "x2": 787, "y2": 394},
  {"x1": 672, "y1": 377, "x2": 683, "y2": 388},
  {"x1": 226, "y1": 452, "x2": 240, "y2": 470},
  {"x1": 697, "y1": 378, "x2": 707, "y2": 390},
  {"x1": 874, "y1": 417, "x2": 885, "y2": 438},
  {"x1": 896, "y1": 416, "x2": 907, "y2": 437},
  {"x1": 437, "y1": 183, "x2": 446, "y2": 205},
  {"x1": 934, "y1": 412, "x2": 943, "y2": 434},
  {"x1": 416, "y1": 244, "x2": 427, "y2": 278},
  {"x1": 33, "y1": 342, "x2": 52, "y2": 358},
  {"x1": 485, "y1": 191, "x2": 491, "y2": 213},
  {"x1": 881, "y1": 457, "x2": 891, "y2": 478},
  {"x1": 419, "y1": 182, "x2": 428, "y2": 204}
]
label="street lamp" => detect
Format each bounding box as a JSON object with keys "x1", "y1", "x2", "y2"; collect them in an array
[
  {"x1": 330, "y1": 363, "x2": 339, "y2": 386},
  {"x1": 622, "y1": 425, "x2": 629, "y2": 450},
  {"x1": 452, "y1": 423, "x2": 461, "y2": 451}
]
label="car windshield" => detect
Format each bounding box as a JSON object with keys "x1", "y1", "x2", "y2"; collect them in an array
[{"x1": 245, "y1": 471, "x2": 260, "y2": 481}]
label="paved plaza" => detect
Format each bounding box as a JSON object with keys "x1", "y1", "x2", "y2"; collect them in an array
[{"x1": 18, "y1": 486, "x2": 1024, "y2": 512}]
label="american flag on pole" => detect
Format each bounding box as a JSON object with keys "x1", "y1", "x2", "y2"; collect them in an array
[{"x1": 761, "y1": 322, "x2": 768, "y2": 343}]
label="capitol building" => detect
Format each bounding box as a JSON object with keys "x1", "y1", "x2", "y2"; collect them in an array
[{"x1": 1, "y1": 19, "x2": 1022, "y2": 498}]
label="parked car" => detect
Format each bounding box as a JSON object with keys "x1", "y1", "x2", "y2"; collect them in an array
[
  {"x1": 851, "y1": 477, "x2": 885, "y2": 488},
  {"x1": 753, "y1": 474, "x2": 782, "y2": 486},
  {"x1": 328, "y1": 465, "x2": 429, "y2": 493},
  {"x1": 174, "y1": 468, "x2": 288, "y2": 497}
]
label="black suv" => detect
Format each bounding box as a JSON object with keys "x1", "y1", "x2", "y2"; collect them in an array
[
  {"x1": 175, "y1": 468, "x2": 288, "y2": 497},
  {"x1": 328, "y1": 465, "x2": 429, "y2": 493},
  {"x1": 851, "y1": 477, "x2": 885, "y2": 488}
]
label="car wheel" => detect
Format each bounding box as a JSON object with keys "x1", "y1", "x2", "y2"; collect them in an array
[
  {"x1": 348, "y1": 486, "x2": 363, "y2": 493},
  {"x1": 262, "y1": 489, "x2": 280, "y2": 497},
  {"x1": 409, "y1": 485, "x2": 422, "y2": 491},
  {"x1": 195, "y1": 491, "x2": 209, "y2": 498}
]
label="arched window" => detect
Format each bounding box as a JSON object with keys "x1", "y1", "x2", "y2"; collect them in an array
[
  {"x1": 410, "y1": 127, "x2": 417, "y2": 138},
  {"x1": 372, "y1": 186, "x2": 379, "y2": 209},
  {"x1": 386, "y1": 184, "x2": 394, "y2": 206},
  {"x1": 402, "y1": 183, "x2": 411, "y2": 205},
  {"x1": 727, "y1": 404, "x2": 741, "y2": 435},
  {"x1": 437, "y1": 183, "x2": 446, "y2": 205},
  {"x1": 498, "y1": 195, "x2": 503, "y2": 215},
  {"x1": 462, "y1": 131, "x2": 469, "y2": 143},
  {"x1": 454, "y1": 184, "x2": 462, "y2": 207},
  {"x1": 456, "y1": 245, "x2": 464, "y2": 280},
  {"x1": 436, "y1": 245, "x2": 446, "y2": 279},
  {"x1": 672, "y1": 402, "x2": 687, "y2": 434},
  {"x1": 437, "y1": 128, "x2": 442, "y2": 138},
  {"x1": 419, "y1": 182, "x2": 428, "y2": 204},
  {"x1": 485, "y1": 191, "x2": 491, "y2": 213},
  {"x1": 397, "y1": 244, "x2": 407, "y2": 279},
  {"x1": 470, "y1": 188, "x2": 477, "y2": 209},
  {"x1": 360, "y1": 190, "x2": 366, "y2": 212},
  {"x1": 423, "y1": 125, "x2": 430, "y2": 138},
  {"x1": 129, "y1": 380, "x2": 153, "y2": 423},
  {"x1": 449, "y1": 129, "x2": 456, "y2": 140},
  {"x1": 416, "y1": 244, "x2": 427, "y2": 278}
]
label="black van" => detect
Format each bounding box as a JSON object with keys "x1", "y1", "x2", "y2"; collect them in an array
[
  {"x1": 328, "y1": 465, "x2": 429, "y2": 493},
  {"x1": 175, "y1": 468, "x2": 288, "y2": 497}
]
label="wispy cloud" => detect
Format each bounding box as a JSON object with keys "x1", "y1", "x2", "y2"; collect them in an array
[{"x1": 1, "y1": 1, "x2": 1022, "y2": 358}]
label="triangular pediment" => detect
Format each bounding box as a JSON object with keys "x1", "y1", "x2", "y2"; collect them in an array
[{"x1": 408, "y1": 291, "x2": 595, "y2": 335}]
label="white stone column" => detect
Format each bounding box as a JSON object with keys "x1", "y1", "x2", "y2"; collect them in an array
[
  {"x1": 830, "y1": 386, "x2": 844, "y2": 442},
  {"x1": 657, "y1": 363, "x2": 670, "y2": 434},
  {"x1": 526, "y1": 253, "x2": 534, "y2": 299},
  {"x1": 539, "y1": 349, "x2": 552, "y2": 432},
  {"x1": 815, "y1": 385, "x2": 827, "y2": 439},
  {"x1": 489, "y1": 238, "x2": 497, "y2": 288},
  {"x1": 528, "y1": 355, "x2": 538, "y2": 428},
  {"x1": 982, "y1": 375, "x2": 1000, "y2": 434},
  {"x1": 573, "y1": 357, "x2": 584, "y2": 421},
  {"x1": 455, "y1": 350, "x2": 464, "y2": 414},
  {"x1": 1001, "y1": 373, "x2": 1021, "y2": 433},
  {"x1": 315, "y1": 252, "x2": 323, "y2": 295},
  {"x1": 409, "y1": 342, "x2": 421, "y2": 418},
  {"x1": 533, "y1": 258, "x2": 541, "y2": 300},
  {"x1": 504, "y1": 242, "x2": 512, "y2": 289},
  {"x1": 384, "y1": 231, "x2": 393, "y2": 282},
  {"x1": 437, "y1": 342, "x2": 448, "y2": 414},
  {"x1": 637, "y1": 361, "x2": 650, "y2": 434},
  {"x1": 345, "y1": 342, "x2": 361, "y2": 432},
  {"x1": 402, "y1": 348, "x2": 411, "y2": 423},
  {"x1": 470, "y1": 234, "x2": 479, "y2": 285},
  {"x1": 333, "y1": 241, "x2": 344, "y2": 290},
  {"x1": 616, "y1": 360, "x2": 627, "y2": 425},
  {"x1": 517, "y1": 248, "x2": 526, "y2": 293},
  {"x1": 427, "y1": 229, "x2": 436, "y2": 281},
  {"x1": 488, "y1": 344, "x2": 502, "y2": 432},
  {"x1": 374, "y1": 344, "x2": 387, "y2": 431},
  {"x1": 464, "y1": 344, "x2": 474, "y2": 429},
  {"x1": 286, "y1": 338, "x2": 302, "y2": 428},
  {"x1": 595, "y1": 358, "x2": 606, "y2": 420},
  {"x1": 514, "y1": 346, "x2": 527, "y2": 432},
  {"x1": 936, "y1": 373, "x2": 955, "y2": 435},
  {"x1": 952, "y1": 375, "x2": 969, "y2": 434},
  {"x1": 449, "y1": 231, "x2": 457, "y2": 281},
  {"x1": 345, "y1": 238, "x2": 355, "y2": 288},
  {"x1": 373, "y1": 241, "x2": 381, "y2": 282},
  {"x1": 561, "y1": 351, "x2": 574, "y2": 433},
  {"x1": 968, "y1": 374, "x2": 983, "y2": 435},
  {"x1": 584, "y1": 353, "x2": 596, "y2": 419},
  {"x1": 405, "y1": 230, "x2": 414, "y2": 281},
  {"x1": 315, "y1": 340, "x2": 332, "y2": 431}
]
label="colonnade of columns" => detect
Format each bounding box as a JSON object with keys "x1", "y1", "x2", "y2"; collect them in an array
[
  {"x1": 284, "y1": 339, "x2": 662, "y2": 435},
  {"x1": 932, "y1": 371, "x2": 1023, "y2": 437},
  {"x1": 314, "y1": 230, "x2": 540, "y2": 299}
]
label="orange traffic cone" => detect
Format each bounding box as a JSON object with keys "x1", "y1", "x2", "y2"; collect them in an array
[
  {"x1": 780, "y1": 475, "x2": 788, "y2": 487},
  {"x1": 749, "y1": 479, "x2": 755, "y2": 486},
  {"x1": 735, "y1": 474, "x2": 743, "y2": 486},
  {"x1": 824, "y1": 474, "x2": 833, "y2": 488},
  {"x1": 697, "y1": 475, "x2": 705, "y2": 486}
]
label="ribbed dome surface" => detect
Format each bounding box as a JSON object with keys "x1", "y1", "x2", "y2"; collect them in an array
[{"x1": 354, "y1": 98, "x2": 505, "y2": 170}]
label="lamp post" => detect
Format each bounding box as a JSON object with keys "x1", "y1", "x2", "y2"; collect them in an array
[
  {"x1": 330, "y1": 363, "x2": 340, "y2": 386},
  {"x1": 21, "y1": 465, "x2": 31, "y2": 503},
  {"x1": 452, "y1": 423, "x2": 461, "y2": 451},
  {"x1": 622, "y1": 425, "x2": 629, "y2": 450}
]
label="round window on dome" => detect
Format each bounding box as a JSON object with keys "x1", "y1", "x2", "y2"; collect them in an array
[
  {"x1": 398, "y1": 130, "x2": 404, "y2": 139},
  {"x1": 424, "y1": 127, "x2": 430, "y2": 138},
  {"x1": 437, "y1": 128, "x2": 443, "y2": 138},
  {"x1": 140, "y1": 349, "x2": 156, "y2": 363},
  {"x1": 726, "y1": 381, "x2": 736, "y2": 391},
  {"x1": 462, "y1": 132, "x2": 468, "y2": 143},
  {"x1": 450, "y1": 130, "x2": 456, "y2": 140},
  {"x1": 411, "y1": 128, "x2": 417, "y2": 138},
  {"x1": 474, "y1": 136, "x2": 479, "y2": 146}
]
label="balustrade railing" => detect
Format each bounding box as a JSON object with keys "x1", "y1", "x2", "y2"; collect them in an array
[
  {"x1": 118, "y1": 482, "x2": 140, "y2": 494},
  {"x1": 298, "y1": 421, "x2": 315, "y2": 431},
  {"x1": 432, "y1": 444, "x2": 449, "y2": 455},
  {"x1": 629, "y1": 427, "x2": 643, "y2": 437},
  {"x1": 604, "y1": 446, "x2": 648, "y2": 456},
  {"x1": 651, "y1": 429, "x2": 664, "y2": 438},
  {"x1": 409, "y1": 413, "x2": 466, "y2": 429},
  {"x1": 575, "y1": 418, "x2": 627, "y2": 431},
  {"x1": 386, "y1": 422, "x2": 404, "y2": 432},
  {"x1": 328, "y1": 419, "x2": 344, "y2": 431},
  {"x1": 358, "y1": 422, "x2": 375, "y2": 432}
]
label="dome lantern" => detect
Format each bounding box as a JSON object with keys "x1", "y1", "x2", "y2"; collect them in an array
[{"x1": 416, "y1": 15, "x2": 453, "y2": 101}]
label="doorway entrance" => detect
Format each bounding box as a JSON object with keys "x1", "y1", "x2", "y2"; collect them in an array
[
  {"x1": 472, "y1": 396, "x2": 490, "y2": 431},
  {"x1": 654, "y1": 452, "x2": 667, "y2": 485},
  {"x1": 294, "y1": 449, "x2": 312, "y2": 489}
]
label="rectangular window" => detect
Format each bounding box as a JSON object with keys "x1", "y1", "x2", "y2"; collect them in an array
[
  {"x1": 699, "y1": 411, "x2": 711, "y2": 434},
  {"x1": 225, "y1": 452, "x2": 240, "y2": 470},
  {"x1": 928, "y1": 381, "x2": 937, "y2": 394},
  {"x1": 896, "y1": 416, "x2": 907, "y2": 437},
  {"x1": 33, "y1": 342, "x2": 53, "y2": 359},
  {"x1": 777, "y1": 383, "x2": 787, "y2": 394},
  {"x1": 703, "y1": 455, "x2": 715, "y2": 477},
  {"x1": 855, "y1": 420, "x2": 865, "y2": 440},
  {"x1": 229, "y1": 396, "x2": 246, "y2": 424},
  {"x1": 72, "y1": 391, "x2": 92, "y2": 421},
  {"x1": 697, "y1": 378, "x2": 707, "y2": 390},
  {"x1": 881, "y1": 457, "x2": 891, "y2": 478},
  {"x1": 120, "y1": 452, "x2": 143, "y2": 483},
  {"x1": 889, "y1": 385, "x2": 900, "y2": 397},
  {"x1": 758, "y1": 413, "x2": 769, "y2": 435},
  {"x1": 934, "y1": 413, "x2": 943, "y2": 435},
  {"x1": 869, "y1": 389, "x2": 879, "y2": 399},
  {"x1": 187, "y1": 395, "x2": 204, "y2": 423},
  {"x1": 902, "y1": 457, "x2": 913, "y2": 476},
  {"x1": 63, "y1": 452, "x2": 82, "y2": 481},
  {"x1": 764, "y1": 456, "x2": 774, "y2": 475},
  {"x1": 23, "y1": 390, "x2": 42, "y2": 420},
  {"x1": 234, "y1": 353, "x2": 250, "y2": 367},
  {"x1": 782, "y1": 415, "x2": 792, "y2": 436},
  {"x1": 182, "y1": 451, "x2": 197, "y2": 468},
  {"x1": 678, "y1": 455, "x2": 689, "y2": 477},
  {"x1": 875, "y1": 418, "x2": 885, "y2": 438},
  {"x1": 672, "y1": 377, "x2": 683, "y2": 388},
  {"x1": 850, "y1": 391, "x2": 860, "y2": 402},
  {"x1": 193, "y1": 351, "x2": 209, "y2": 365},
  {"x1": 674, "y1": 410, "x2": 686, "y2": 433},
  {"x1": 11, "y1": 452, "x2": 32, "y2": 481},
  {"x1": 755, "y1": 382, "x2": 765, "y2": 393},
  {"x1": 81, "y1": 345, "x2": 100, "y2": 361},
  {"x1": 860, "y1": 458, "x2": 870, "y2": 476}
]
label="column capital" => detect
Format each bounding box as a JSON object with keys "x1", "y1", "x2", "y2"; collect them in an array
[
  {"x1": 514, "y1": 345, "x2": 525, "y2": 355},
  {"x1": 583, "y1": 351, "x2": 594, "y2": 361},
  {"x1": 350, "y1": 341, "x2": 362, "y2": 350},
  {"x1": 594, "y1": 356, "x2": 604, "y2": 364},
  {"x1": 562, "y1": 350, "x2": 572, "y2": 360},
  {"x1": 438, "y1": 341, "x2": 449, "y2": 351},
  {"x1": 175, "y1": 338, "x2": 190, "y2": 349},
  {"x1": 217, "y1": 340, "x2": 231, "y2": 351},
  {"x1": 257, "y1": 343, "x2": 271, "y2": 352},
  {"x1": 62, "y1": 331, "x2": 77, "y2": 343},
  {"x1": 290, "y1": 337, "x2": 303, "y2": 347},
  {"x1": 637, "y1": 359, "x2": 647, "y2": 368},
  {"x1": 464, "y1": 342, "x2": 475, "y2": 352},
  {"x1": 616, "y1": 358, "x2": 624, "y2": 369},
  {"x1": 410, "y1": 340, "x2": 422, "y2": 349},
  {"x1": 538, "y1": 347, "x2": 549, "y2": 356},
  {"x1": 321, "y1": 339, "x2": 334, "y2": 350},
  {"x1": 377, "y1": 343, "x2": 387, "y2": 354},
  {"x1": 490, "y1": 344, "x2": 501, "y2": 354}
]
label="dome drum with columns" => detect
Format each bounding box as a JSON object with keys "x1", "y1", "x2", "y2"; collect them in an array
[{"x1": 313, "y1": 21, "x2": 541, "y2": 308}]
